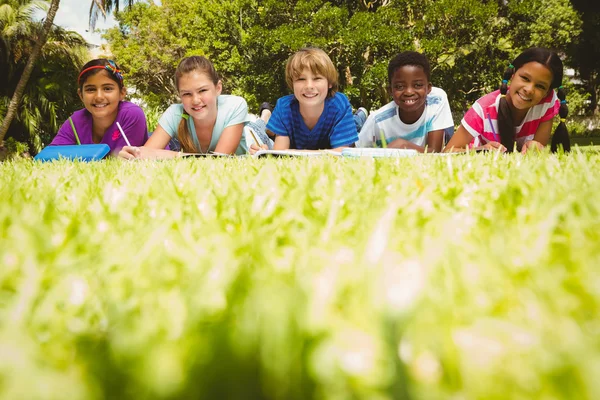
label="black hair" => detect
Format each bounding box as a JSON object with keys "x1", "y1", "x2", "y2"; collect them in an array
[
  {"x1": 387, "y1": 51, "x2": 431, "y2": 84},
  {"x1": 78, "y1": 58, "x2": 124, "y2": 90},
  {"x1": 498, "y1": 48, "x2": 569, "y2": 152}
]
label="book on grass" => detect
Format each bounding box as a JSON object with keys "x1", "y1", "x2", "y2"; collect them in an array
[
  {"x1": 253, "y1": 149, "x2": 341, "y2": 158},
  {"x1": 34, "y1": 144, "x2": 110, "y2": 162},
  {"x1": 341, "y1": 148, "x2": 418, "y2": 158},
  {"x1": 181, "y1": 152, "x2": 233, "y2": 158}
]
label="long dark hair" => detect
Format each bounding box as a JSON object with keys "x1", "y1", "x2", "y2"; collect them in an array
[{"x1": 497, "y1": 48, "x2": 569, "y2": 152}]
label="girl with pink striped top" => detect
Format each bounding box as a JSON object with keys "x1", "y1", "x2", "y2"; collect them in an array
[{"x1": 445, "y1": 48, "x2": 570, "y2": 154}]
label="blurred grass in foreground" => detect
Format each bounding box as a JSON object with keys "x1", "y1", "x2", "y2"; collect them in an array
[{"x1": 1, "y1": 149, "x2": 599, "y2": 400}]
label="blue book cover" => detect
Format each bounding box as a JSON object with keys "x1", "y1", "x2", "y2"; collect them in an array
[{"x1": 34, "y1": 144, "x2": 111, "y2": 162}]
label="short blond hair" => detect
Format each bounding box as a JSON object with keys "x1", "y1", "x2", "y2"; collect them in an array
[{"x1": 285, "y1": 47, "x2": 339, "y2": 97}]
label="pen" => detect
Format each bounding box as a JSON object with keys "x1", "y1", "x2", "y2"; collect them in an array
[{"x1": 116, "y1": 122, "x2": 132, "y2": 147}]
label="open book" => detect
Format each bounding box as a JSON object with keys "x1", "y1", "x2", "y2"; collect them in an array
[
  {"x1": 341, "y1": 148, "x2": 418, "y2": 157},
  {"x1": 253, "y1": 148, "x2": 420, "y2": 158},
  {"x1": 253, "y1": 149, "x2": 341, "y2": 158}
]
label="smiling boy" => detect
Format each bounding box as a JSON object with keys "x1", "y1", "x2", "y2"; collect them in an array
[
  {"x1": 248, "y1": 47, "x2": 358, "y2": 153},
  {"x1": 357, "y1": 51, "x2": 453, "y2": 153}
]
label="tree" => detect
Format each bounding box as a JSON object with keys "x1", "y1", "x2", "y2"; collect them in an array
[
  {"x1": 103, "y1": 0, "x2": 582, "y2": 116},
  {"x1": 88, "y1": 0, "x2": 136, "y2": 29},
  {"x1": 1, "y1": 0, "x2": 88, "y2": 149},
  {"x1": 0, "y1": 0, "x2": 61, "y2": 144},
  {"x1": 567, "y1": 0, "x2": 600, "y2": 113}
]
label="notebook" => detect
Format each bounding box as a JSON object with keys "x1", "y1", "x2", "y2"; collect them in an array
[
  {"x1": 253, "y1": 149, "x2": 341, "y2": 158},
  {"x1": 341, "y1": 148, "x2": 418, "y2": 158},
  {"x1": 34, "y1": 144, "x2": 111, "y2": 162}
]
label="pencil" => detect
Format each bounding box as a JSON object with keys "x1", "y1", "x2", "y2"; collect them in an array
[
  {"x1": 379, "y1": 130, "x2": 388, "y2": 148},
  {"x1": 116, "y1": 122, "x2": 132, "y2": 147},
  {"x1": 486, "y1": 112, "x2": 500, "y2": 143},
  {"x1": 249, "y1": 128, "x2": 261, "y2": 147}
]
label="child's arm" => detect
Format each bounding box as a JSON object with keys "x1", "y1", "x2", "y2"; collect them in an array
[
  {"x1": 329, "y1": 94, "x2": 359, "y2": 150},
  {"x1": 387, "y1": 129, "x2": 444, "y2": 153},
  {"x1": 118, "y1": 124, "x2": 181, "y2": 160},
  {"x1": 443, "y1": 124, "x2": 506, "y2": 153},
  {"x1": 521, "y1": 119, "x2": 553, "y2": 154},
  {"x1": 214, "y1": 123, "x2": 244, "y2": 154},
  {"x1": 273, "y1": 136, "x2": 290, "y2": 150}
]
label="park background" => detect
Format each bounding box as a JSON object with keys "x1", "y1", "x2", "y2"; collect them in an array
[
  {"x1": 1, "y1": 0, "x2": 600, "y2": 155},
  {"x1": 2, "y1": 1, "x2": 600, "y2": 400}
]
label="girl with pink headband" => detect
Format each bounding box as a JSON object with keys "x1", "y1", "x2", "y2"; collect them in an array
[{"x1": 49, "y1": 58, "x2": 148, "y2": 154}]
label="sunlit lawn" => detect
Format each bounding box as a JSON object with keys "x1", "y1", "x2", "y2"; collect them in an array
[{"x1": 1, "y1": 148, "x2": 599, "y2": 399}]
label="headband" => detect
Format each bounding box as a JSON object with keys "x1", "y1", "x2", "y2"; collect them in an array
[{"x1": 78, "y1": 60, "x2": 124, "y2": 85}]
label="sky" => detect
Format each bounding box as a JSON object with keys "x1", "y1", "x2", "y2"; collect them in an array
[{"x1": 51, "y1": 0, "x2": 118, "y2": 46}]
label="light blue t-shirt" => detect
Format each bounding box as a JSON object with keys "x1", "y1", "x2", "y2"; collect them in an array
[
  {"x1": 158, "y1": 95, "x2": 248, "y2": 155},
  {"x1": 357, "y1": 87, "x2": 453, "y2": 148}
]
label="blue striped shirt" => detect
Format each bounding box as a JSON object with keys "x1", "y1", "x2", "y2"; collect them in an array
[{"x1": 267, "y1": 92, "x2": 358, "y2": 150}]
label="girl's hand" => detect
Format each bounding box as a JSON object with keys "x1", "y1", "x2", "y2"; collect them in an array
[
  {"x1": 521, "y1": 140, "x2": 544, "y2": 154},
  {"x1": 249, "y1": 143, "x2": 268, "y2": 155},
  {"x1": 118, "y1": 146, "x2": 141, "y2": 160},
  {"x1": 477, "y1": 141, "x2": 507, "y2": 153},
  {"x1": 118, "y1": 146, "x2": 175, "y2": 160}
]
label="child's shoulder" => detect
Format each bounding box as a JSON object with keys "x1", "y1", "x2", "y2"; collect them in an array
[
  {"x1": 476, "y1": 90, "x2": 501, "y2": 107},
  {"x1": 275, "y1": 94, "x2": 296, "y2": 108},
  {"x1": 118, "y1": 101, "x2": 145, "y2": 115},
  {"x1": 370, "y1": 101, "x2": 397, "y2": 121},
  {"x1": 426, "y1": 87, "x2": 449, "y2": 105},
  {"x1": 218, "y1": 94, "x2": 247, "y2": 107}
]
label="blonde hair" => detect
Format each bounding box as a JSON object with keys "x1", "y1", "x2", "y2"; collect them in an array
[
  {"x1": 285, "y1": 47, "x2": 339, "y2": 97},
  {"x1": 174, "y1": 56, "x2": 219, "y2": 153}
]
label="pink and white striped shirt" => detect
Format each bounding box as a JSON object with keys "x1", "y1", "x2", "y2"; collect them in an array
[{"x1": 461, "y1": 89, "x2": 559, "y2": 148}]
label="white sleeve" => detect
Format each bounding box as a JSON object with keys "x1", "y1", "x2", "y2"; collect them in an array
[{"x1": 430, "y1": 89, "x2": 454, "y2": 131}]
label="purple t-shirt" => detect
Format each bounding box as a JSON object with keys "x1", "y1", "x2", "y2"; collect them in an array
[{"x1": 50, "y1": 101, "x2": 148, "y2": 154}]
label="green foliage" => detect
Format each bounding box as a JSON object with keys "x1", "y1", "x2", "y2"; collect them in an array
[
  {"x1": 1, "y1": 152, "x2": 600, "y2": 398},
  {"x1": 105, "y1": 0, "x2": 582, "y2": 118},
  {"x1": 1, "y1": 136, "x2": 28, "y2": 159},
  {"x1": 0, "y1": 0, "x2": 88, "y2": 151}
]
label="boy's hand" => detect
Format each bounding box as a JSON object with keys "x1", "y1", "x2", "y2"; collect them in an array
[
  {"x1": 249, "y1": 143, "x2": 268, "y2": 155},
  {"x1": 521, "y1": 140, "x2": 544, "y2": 154}
]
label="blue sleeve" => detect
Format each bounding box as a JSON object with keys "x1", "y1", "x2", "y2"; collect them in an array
[
  {"x1": 266, "y1": 96, "x2": 291, "y2": 137},
  {"x1": 330, "y1": 93, "x2": 359, "y2": 148}
]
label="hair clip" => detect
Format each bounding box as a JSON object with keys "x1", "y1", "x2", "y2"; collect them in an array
[
  {"x1": 558, "y1": 85, "x2": 564, "y2": 89},
  {"x1": 105, "y1": 60, "x2": 124, "y2": 82},
  {"x1": 508, "y1": 64, "x2": 514, "y2": 69}
]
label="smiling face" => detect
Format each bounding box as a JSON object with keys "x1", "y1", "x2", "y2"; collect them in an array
[
  {"x1": 389, "y1": 65, "x2": 432, "y2": 124},
  {"x1": 507, "y1": 61, "x2": 553, "y2": 112},
  {"x1": 78, "y1": 70, "x2": 125, "y2": 122},
  {"x1": 178, "y1": 71, "x2": 222, "y2": 121},
  {"x1": 292, "y1": 68, "x2": 332, "y2": 110}
]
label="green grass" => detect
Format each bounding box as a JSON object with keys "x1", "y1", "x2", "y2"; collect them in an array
[{"x1": 1, "y1": 149, "x2": 599, "y2": 400}]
